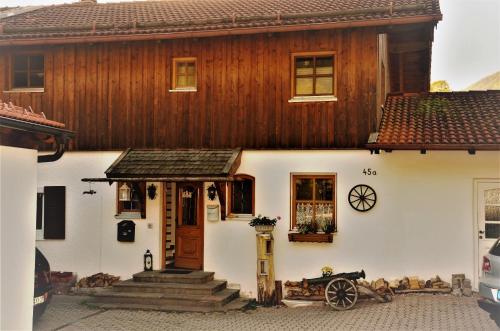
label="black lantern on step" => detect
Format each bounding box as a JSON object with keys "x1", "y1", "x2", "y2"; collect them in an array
[
  {"x1": 207, "y1": 184, "x2": 217, "y2": 201},
  {"x1": 144, "y1": 249, "x2": 153, "y2": 271}
]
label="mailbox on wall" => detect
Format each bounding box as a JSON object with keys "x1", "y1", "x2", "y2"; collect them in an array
[{"x1": 117, "y1": 220, "x2": 135, "y2": 242}]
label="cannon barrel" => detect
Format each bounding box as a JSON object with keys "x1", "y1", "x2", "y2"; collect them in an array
[{"x1": 305, "y1": 269, "x2": 366, "y2": 285}]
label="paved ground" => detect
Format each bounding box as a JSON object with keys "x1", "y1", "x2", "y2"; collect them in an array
[{"x1": 35, "y1": 294, "x2": 500, "y2": 330}]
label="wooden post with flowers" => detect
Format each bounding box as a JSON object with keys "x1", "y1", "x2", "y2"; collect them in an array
[{"x1": 249, "y1": 215, "x2": 280, "y2": 305}]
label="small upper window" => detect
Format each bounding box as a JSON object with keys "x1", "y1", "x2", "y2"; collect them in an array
[
  {"x1": 172, "y1": 58, "x2": 197, "y2": 90},
  {"x1": 12, "y1": 54, "x2": 44, "y2": 89},
  {"x1": 292, "y1": 53, "x2": 335, "y2": 97},
  {"x1": 229, "y1": 175, "x2": 255, "y2": 215}
]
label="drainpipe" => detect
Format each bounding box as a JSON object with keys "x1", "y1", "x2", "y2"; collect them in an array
[{"x1": 38, "y1": 135, "x2": 69, "y2": 163}]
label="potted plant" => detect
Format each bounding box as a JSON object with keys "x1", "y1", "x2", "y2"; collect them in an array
[{"x1": 249, "y1": 215, "x2": 280, "y2": 233}]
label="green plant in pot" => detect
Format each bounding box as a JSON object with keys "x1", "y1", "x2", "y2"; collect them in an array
[
  {"x1": 321, "y1": 220, "x2": 335, "y2": 234},
  {"x1": 297, "y1": 221, "x2": 317, "y2": 234},
  {"x1": 249, "y1": 215, "x2": 280, "y2": 233}
]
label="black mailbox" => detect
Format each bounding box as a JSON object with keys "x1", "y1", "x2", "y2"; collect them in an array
[{"x1": 117, "y1": 220, "x2": 135, "y2": 242}]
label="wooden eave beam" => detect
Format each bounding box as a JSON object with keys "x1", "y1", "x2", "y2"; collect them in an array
[{"x1": 0, "y1": 15, "x2": 442, "y2": 47}]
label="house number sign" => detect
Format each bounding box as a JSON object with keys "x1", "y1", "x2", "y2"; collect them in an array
[
  {"x1": 348, "y1": 184, "x2": 377, "y2": 212},
  {"x1": 362, "y1": 168, "x2": 377, "y2": 175}
]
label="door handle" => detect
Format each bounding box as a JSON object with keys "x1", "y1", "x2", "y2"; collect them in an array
[{"x1": 479, "y1": 230, "x2": 485, "y2": 234}]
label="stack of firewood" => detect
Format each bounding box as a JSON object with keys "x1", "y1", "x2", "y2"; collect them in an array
[
  {"x1": 392, "y1": 275, "x2": 451, "y2": 293},
  {"x1": 284, "y1": 280, "x2": 325, "y2": 300},
  {"x1": 76, "y1": 272, "x2": 120, "y2": 288}
]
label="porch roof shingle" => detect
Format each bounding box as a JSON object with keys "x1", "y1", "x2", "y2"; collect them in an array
[
  {"x1": 0, "y1": 0, "x2": 441, "y2": 44},
  {"x1": 102, "y1": 148, "x2": 242, "y2": 181},
  {"x1": 367, "y1": 91, "x2": 500, "y2": 151}
]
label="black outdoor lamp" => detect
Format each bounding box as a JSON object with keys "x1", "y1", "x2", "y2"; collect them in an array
[
  {"x1": 207, "y1": 184, "x2": 217, "y2": 201},
  {"x1": 147, "y1": 184, "x2": 157, "y2": 200}
]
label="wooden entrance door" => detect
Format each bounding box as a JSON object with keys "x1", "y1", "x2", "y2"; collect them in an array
[{"x1": 175, "y1": 182, "x2": 204, "y2": 270}]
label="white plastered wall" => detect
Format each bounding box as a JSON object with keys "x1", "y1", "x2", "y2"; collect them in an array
[
  {"x1": 37, "y1": 152, "x2": 163, "y2": 281},
  {"x1": 204, "y1": 150, "x2": 500, "y2": 297},
  {"x1": 36, "y1": 150, "x2": 500, "y2": 298},
  {"x1": 0, "y1": 146, "x2": 37, "y2": 330}
]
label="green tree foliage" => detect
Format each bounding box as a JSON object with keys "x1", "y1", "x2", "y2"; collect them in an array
[{"x1": 430, "y1": 80, "x2": 452, "y2": 92}]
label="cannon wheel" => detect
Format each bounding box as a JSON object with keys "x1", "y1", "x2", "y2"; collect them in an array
[{"x1": 325, "y1": 277, "x2": 358, "y2": 310}]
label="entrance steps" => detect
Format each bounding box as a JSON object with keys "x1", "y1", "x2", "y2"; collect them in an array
[{"x1": 89, "y1": 270, "x2": 249, "y2": 312}]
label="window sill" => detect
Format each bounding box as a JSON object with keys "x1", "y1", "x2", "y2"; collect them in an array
[
  {"x1": 226, "y1": 214, "x2": 254, "y2": 221},
  {"x1": 169, "y1": 88, "x2": 197, "y2": 93},
  {"x1": 288, "y1": 95, "x2": 337, "y2": 103},
  {"x1": 115, "y1": 212, "x2": 144, "y2": 220},
  {"x1": 3, "y1": 88, "x2": 45, "y2": 93},
  {"x1": 288, "y1": 232, "x2": 333, "y2": 243}
]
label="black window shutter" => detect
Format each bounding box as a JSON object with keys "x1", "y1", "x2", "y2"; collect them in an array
[
  {"x1": 43, "y1": 186, "x2": 66, "y2": 239},
  {"x1": 36, "y1": 193, "x2": 43, "y2": 230}
]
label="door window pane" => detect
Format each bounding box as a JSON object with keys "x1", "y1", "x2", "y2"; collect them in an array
[
  {"x1": 181, "y1": 186, "x2": 198, "y2": 226},
  {"x1": 486, "y1": 223, "x2": 500, "y2": 239}
]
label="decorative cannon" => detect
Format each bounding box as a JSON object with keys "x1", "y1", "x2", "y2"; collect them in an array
[{"x1": 304, "y1": 269, "x2": 392, "y2": 311}]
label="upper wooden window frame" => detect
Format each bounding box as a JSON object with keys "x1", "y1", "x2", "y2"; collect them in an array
[
  {"x1": 290, "y1": 172, "x2": 337, "y2": 230},
  {"x1": 291, "y1": 51, "x2": 337, "y2": 98},
  {"x1": 171, "y1": 57, "x2": 197, "y2": 91},
  {"x1": 9, "y1": 53, "x2": 45, "y2": 90},
  {"x1": 228, "y1": 174, "x2": 255, "y2": 216}
]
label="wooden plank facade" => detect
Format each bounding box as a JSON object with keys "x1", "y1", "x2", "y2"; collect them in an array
[{"x1": 0, "y1": 25, "x2": 432, "y2": 150}]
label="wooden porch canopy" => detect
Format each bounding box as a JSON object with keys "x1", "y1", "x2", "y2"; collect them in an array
[{"x1": 82, "y1": 148, "x2": 242, "y2": 183}]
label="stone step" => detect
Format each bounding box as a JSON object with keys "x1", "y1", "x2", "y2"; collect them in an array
[
  {"x1": 113, "y1": 279, "x2": 227, "y2": 295},
  {"x1": 133, "y1": 270, "x2": 214, "y2": 284},
  {"x1": 90, "y1": 297, "x2": 251, "y2": 313},
  {"x1": 92, "y1": 288, "x2": 240, "y2": 308}
]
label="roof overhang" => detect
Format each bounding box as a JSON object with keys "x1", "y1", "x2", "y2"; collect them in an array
[
  {"x1": 0, "y1": 14, "x2": 441, "y2": 47},
  {"x1": 367, "y1": 143, "x2": 500, "y2": 153},
  {"x1": 82, "y1": 148, "x2": 242, "y2": 183}
]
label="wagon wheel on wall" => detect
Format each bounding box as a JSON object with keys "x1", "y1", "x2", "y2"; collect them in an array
[
  {"x1": 325, "y1": 277, "x2": 358, "y2": 310},
  {"x1": 348, "y1": 184, "x2": 377, "y2": 212}
]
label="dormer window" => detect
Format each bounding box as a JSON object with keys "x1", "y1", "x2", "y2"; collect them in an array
[{"x1": 11, "y1": 54, "x2": 45, "y2": 89}]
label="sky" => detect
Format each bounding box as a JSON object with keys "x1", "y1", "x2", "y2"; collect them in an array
[{"x1": 2, "y1": 0, "x2": 499, "y2": 90}]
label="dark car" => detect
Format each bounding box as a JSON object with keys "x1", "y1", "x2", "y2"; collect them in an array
[{"x1": 33, "y1": 248, "x2": 52, "y2": 321}]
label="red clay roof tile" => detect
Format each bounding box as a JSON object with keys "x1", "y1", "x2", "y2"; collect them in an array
[
  {"x1": 369, "y1": 91, "x2": 500, "y2": 150},
  {"x1": 0, "y1": 0, "x2": 441, "y2": 42},
  {"x1": 0, "y1": 100, "x2": 66, "y2": 128}
]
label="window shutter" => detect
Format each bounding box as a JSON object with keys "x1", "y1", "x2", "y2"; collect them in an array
[
  {"x1": 43, "y1": 186, "x2": 66, "y2": 239},
  {"x1": 36, "y1": 193, "x2": 43, "y2": 230}
]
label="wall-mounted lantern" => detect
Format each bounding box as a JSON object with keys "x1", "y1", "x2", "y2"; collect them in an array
[
  {"x1": 119, "y1": 183, "x2": 131, "y2": 201},
  {"x1": 147, "y1": 184, "x2": 157, "y2": 200},
  {"x1": 207, "y1": 184, "x2": 217, "y2": 201}
]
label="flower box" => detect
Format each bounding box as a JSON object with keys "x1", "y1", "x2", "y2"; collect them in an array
[
  {"x1": 288, "y1": 232, "x2": 333, "y2": 243},
  {"x1": 255, "y1": 225, "x2": 275, "y2": 233}
]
